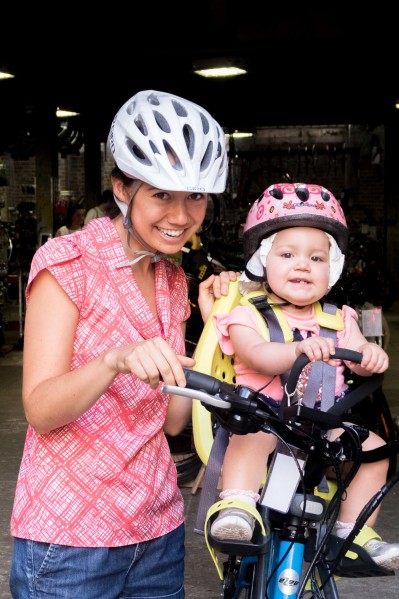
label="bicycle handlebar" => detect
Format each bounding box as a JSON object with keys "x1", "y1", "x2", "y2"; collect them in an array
[
  {"x1": 285, "y1": 349, "x2": 362, "y2": 397},
  {"x1": 161, "y1": 349, "x2": 383, "y2": 440}
]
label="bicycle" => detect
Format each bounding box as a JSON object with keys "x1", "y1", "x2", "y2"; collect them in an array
[{"x1": 162, "y1": 350, "x2": 399, "y2": 599}]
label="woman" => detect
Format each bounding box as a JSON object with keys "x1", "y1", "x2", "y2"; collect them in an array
[
  {"x1": 9, "y1": 90, "x2": 235, "y2": 599},
  {"x1": 54, "y1": 201, "x2": 86, "y2": 236}
]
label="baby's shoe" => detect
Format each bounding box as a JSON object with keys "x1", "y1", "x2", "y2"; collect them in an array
[
  {"x1": 355, "y1": 526, "x2": 399, "y2": 570},
  {"x1": 210, "y1": 508, "x2": 255, "y2": 542},
  {"x1": 364, "y1": 538, "x2": 399, "y2": 570}
]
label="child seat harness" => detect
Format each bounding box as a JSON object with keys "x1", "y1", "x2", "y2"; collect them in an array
[
  {"x1": 246, "y1": 293, "x2": 342, "y2": 413},
  {"x1": 194, "y1": 292, "x2": 343, "y2": 536}
]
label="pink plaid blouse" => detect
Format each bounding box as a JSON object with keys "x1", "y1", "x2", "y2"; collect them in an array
[{"x1": 10, "y1": 218, "x2": 191, "y2": 547}]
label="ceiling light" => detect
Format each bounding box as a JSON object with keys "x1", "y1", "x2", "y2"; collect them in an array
[
  {"x1": 193, "y1": 57, "x2": 247, "y2": 78},
  {"x1": 194, "y1": 66, "x2": 247, "y2": 78},
  {"x1": 56, "y1": 108, "x2": 80, "y2": 118},
  {"x1": 0, "y1": 70, "x2": 15, "y2": 80},
  {"x1": 226, "y1": 131, "x2": 254, "y2": 139}
]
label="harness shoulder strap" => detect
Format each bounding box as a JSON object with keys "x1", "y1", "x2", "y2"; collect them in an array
[
  {"x1": 302, "y1": 302, "x2": 339, "y2": 412},
  {"x1": 315, "y1": 301, "x2": 344, "y2": 330},
  {"x1": 246, "y1": 299, "x2": 342, "y2": 413},
  {"x1": 240, "y1": 292, "x2": 293, "y2": 343}
]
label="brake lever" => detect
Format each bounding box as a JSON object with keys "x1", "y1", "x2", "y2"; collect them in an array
[
  {"x1": 160, "y1": 384, "x2": 232, "y2": 409},
  {"x1": 161, "y1": 367, "x2": 237, "y2": 408}
]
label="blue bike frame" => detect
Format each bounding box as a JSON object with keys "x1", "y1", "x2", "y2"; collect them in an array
[{"x1": 229, "y1": 525, "x2": 306, "y2": 599}]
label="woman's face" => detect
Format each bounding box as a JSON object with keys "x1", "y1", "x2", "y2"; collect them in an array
[
  {"x1": 125, "y1": 183, "x2": 208, "y2": 254},
  {"x1": 265, "y1": 227, "x2": 330, "y2": 308}
]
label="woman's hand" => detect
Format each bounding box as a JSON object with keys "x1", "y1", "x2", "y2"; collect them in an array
[
  {"x1": 105, "y1": 337, "x2": 195, "y2": 389},
  {"x1": 198, "y1": 271, "x2": 240, "y2": 321}
]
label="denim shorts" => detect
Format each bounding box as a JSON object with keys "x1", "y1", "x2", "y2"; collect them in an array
[{"x1": 9, "y1": 524, "x2": 185, "y2": 599}]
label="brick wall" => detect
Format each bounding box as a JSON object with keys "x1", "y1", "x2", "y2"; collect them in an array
[{"x1": 0, "y1": 123, "x2": 397, "y2": 300}]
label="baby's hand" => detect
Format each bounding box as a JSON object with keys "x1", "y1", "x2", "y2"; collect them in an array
[
  {"x1": 295, "y1": 336, "x2": 337, "y2": 365},
  {"x1": 347, "y1": 342, "x2": 389, "y2": 374}
]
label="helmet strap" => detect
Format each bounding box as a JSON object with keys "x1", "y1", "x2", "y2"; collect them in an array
[
  {"x1": 113, "y1": 180, "x2": 162, "y2": 268},
  {"x1": 264, "y1": 281, "x2": 308, "y2": 310}
]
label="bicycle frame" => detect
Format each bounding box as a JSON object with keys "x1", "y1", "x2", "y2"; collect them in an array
[
  {"x1": 209, "y1": 456, "x2": 334, "y2": 599},
  {"x1": 226, "y1": 527, "x2": 308, "y2": 599},
  {"x1": 162, "y1": 350, "x2": 396, "y2": 599},
  {"x1": 206, "y1": 434, "x2": 395, "y2": 599}
]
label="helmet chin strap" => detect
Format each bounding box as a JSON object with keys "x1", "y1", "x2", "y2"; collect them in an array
[
  {"x1": 113, "y1": 182, "x2": 162, "y2": 268},
  {"x1": 264, "y1": 282, "x2": 308, "y2": 310}
]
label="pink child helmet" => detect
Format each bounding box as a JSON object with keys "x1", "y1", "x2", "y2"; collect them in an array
[{"x1": 243, "y1": 183, "x2": 348, "y2": 264}]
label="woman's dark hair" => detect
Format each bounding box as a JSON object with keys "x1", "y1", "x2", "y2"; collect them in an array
[
  {"x1": 111, "y1": 165, "x2": 133, "y2": 186},
  {"x1": 99, "y1": 189, "x2": 114, "y2": 205},
  {"x1": 65, "y1": 201, "x2": 85, "y2": 228},
  {"x1": 107, "y1": 165, "x2": 136, "y2": 219}
]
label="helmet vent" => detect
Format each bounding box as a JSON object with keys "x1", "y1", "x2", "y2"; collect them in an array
[
  {"x1": 130, "y1": 143, "x2": 152, "y2": 165},
  {"x1": 269, "y1": 188, "x2": 283, "y2": 200},
  {"x1": 172, "y1": 99, "x2": 188, "y2": 117},
  {"x1": 153, "y1": 111, "x2": 171, "y2": 133},
  {"x1": 149, "y1": 140, "x2": 160, "y2": 154},
  {"x1": 134, "y1": 116, "x2": 148, "y2": 136},
  {"x1": 126, "y1": 100, "x2": 137, "y2": 115},
  {"x1": 200, "y1": 112, "x2": 210, "y2": 134},
  {"x1": 182, "y1": 124, "x2": 195, "y2": 158},
  {"x1": 163, "y1": 140, "x2": 183, "y2": 171},
  {"x1": 295, "y1": 188, "x2": 309, "y2": 202},
  {"x1": 200, "y1": 141, "x2": 213, "y2": 171},
  {"x1": 321, "y1": 189, "x2": 331, "y2": 202},
  {"x1": 147, "y1": 92, "x2": 161, "y2": 106}
]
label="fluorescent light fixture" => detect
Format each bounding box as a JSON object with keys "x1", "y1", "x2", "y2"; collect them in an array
[
  {"x1": 194, "y1": 66, "x2": 247, "y2": 78},
  {"x1": 193, "y1": 56, "x2": 247, "y2": 78},
  {"x1": 226, "y1": 131, "x2": 254, "y2": 139},
  {"x1": 56, "y1": 108, "x2": 80, "y2": 118},
  {"x1": 0, "y1": 70, "x2": 15, "y2": 80}
]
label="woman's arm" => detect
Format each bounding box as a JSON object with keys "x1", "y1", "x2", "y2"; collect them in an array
[
  {"x1": 163, "y1": 394, "x2": 192, "y2": 435},
  {"x1": 163, "y1": 320, "x2": 193, "y2": 435},
  {"x1": 23, "y1": 270, "x2": 194, "y2": 434}
]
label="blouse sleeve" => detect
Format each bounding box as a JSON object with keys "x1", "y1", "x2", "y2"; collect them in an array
[
  {"x1": 337, "y1": 304, "x2": 359, "y2": 347},
  {"x1": 213, "y1": 305, "x2": 263, "y2": 356},
  {"x1": 26, "y1": 236, "x2": 86, "y2": 310}
]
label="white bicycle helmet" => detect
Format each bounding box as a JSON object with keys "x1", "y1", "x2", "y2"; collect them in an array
[{"x1": 108, "y1": 90, "x2": 228, "y2": 193}]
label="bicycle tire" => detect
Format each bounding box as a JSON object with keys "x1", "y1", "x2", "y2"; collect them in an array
[
  {"x1": 350, "y1": 386, "x2": 397, "y2": 477},
  {"x1": 166, "y1": 423, "x2": 202, "y2": 486}
]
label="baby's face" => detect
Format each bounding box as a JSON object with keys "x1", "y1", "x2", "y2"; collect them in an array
[{"x1": 265, "y1": 227, "x2": 330, "y2": 308}]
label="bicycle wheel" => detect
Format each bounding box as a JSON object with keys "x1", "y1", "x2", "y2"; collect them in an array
[
  {"x1": 350, "y1": 386, "x2": 397, "y2": 477},
  {"x1": 165, "y1": 423, "x2": 202, "y2": 486}
]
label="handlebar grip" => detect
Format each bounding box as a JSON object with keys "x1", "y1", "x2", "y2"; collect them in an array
[
  {"x1": 285, "y1": 348, "x2": 363, "y2": 396},
  {"x1": 182, "y1": 367, "x2": 225, "y2": 395}
]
